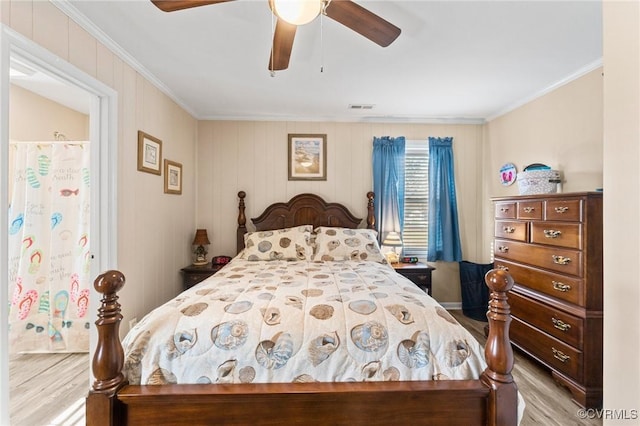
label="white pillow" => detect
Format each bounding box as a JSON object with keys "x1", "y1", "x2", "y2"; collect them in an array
[
  {"x1": 312, "y1": 226, "x2": 387, "y2": 264},
  {"x1": 241, "y1": 225, "x2": 313, "y2": 261}
]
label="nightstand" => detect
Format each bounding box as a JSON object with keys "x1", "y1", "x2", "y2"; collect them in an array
[
  {"x1": 392, "y1": 262, "x2": 435, "y2": 296},
  {"x1": 180, "y1": 263, "x2": 223, "y2": 291}
]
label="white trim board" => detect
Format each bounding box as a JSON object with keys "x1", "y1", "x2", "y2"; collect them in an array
[
  {"x1": 0, "y1": 24, "x2": 118, "y2": 424},
  {"x1": 440, "y1": 302, "x2": 463, "y2": 311}
]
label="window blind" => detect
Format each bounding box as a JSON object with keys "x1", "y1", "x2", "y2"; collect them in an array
[{"x1": 402, "y1": 140, "x2": 429, "y2": 258}]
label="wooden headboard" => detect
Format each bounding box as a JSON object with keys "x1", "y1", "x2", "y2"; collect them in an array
[{"x1": 236, "y1": 191, "x2": 376, "y2": 253}]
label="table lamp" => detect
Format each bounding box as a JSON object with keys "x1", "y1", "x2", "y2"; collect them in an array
[
  {"x1": 192, "y1": 229, "x2": 211, "y2": 266},
  {"x1": 382, "y1": 231, "x2": 403, "y2": 264}
]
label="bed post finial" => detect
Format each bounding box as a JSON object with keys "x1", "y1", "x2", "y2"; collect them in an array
[
  {"x1": 366, "y1": 191, "x2": 375, "y2": 230},
  {"x1": 481, "y1": 268, "x2": 518, "y2": 426},
  {"x1": 86, "y1": 270, "x2": 128, "y2": 426},
  {"x1": 237, "y1": 191, "x2": 247, "y2": 254}
]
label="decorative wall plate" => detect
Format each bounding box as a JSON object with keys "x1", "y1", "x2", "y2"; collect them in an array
[{"x1": 500, "y1": 163, "x2": 517, "y2": 186}]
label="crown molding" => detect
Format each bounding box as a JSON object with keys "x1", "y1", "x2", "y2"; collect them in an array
[
  {"x1": 485, "y1": 58, "x2": 603, "y2": 122},
  {"x1": 199, "y1": 113, "x2": 486, "y2": 125},
  {"x1": 52, "y1": 0, "x2": 199, "y2": 119}
]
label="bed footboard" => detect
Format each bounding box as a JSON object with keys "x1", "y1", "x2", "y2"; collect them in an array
[
  {"x1": 86, "y1": 270, "x2": 128, "y2": 425},
  {"x1": 86, "y1": 268, "x2": 516, "y2": 426},
  {"x1": 481, "y1": 268, "x2": 518, "y2": 425}
]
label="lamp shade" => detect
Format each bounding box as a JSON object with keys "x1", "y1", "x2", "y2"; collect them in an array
[
  {"x1": 382, "y1": 231, "x2": 403, "y2": 247},
  {"x1": 192, "y1": 229, "x2": 210, "y2": 246}
]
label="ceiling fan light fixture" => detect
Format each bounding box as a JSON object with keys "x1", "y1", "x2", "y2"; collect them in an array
[{"x1": 270, "y1": 0, "x2": 323, "y2": 26}]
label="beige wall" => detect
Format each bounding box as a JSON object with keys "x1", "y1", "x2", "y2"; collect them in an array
[
  {"x1": 8, "y1": 84, "x2": 89, "y2": 203},
  {"x1": 3, "y1": 1, "x2": 199, "y2": 325},
  {"x1": 482, "y1": 68, "x2": 604, "y2": 260},
  {"x1": 602, "y1": 0, "x2": 640, "y2": 422},
  {"x1": 484, "y1": 68, "x2": 603, "y2": 197},
  {"x1": 10, "y1": 84, "x2": 89, "y2": 141},
  {"x1": 197, "y1": 120, "x2": 487, "y2": 304}
]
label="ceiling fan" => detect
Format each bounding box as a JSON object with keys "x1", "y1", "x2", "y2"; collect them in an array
[{"x1": 151, "y1": 0, "x2": 401, "y2": 71}]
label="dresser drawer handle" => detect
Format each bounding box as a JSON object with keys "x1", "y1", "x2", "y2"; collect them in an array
[
  {"x1": 502, "y1": 226, "x2": 515, "y2": 233},
  {"x1": 497, "y1": 265, "x2": 510, "y2": 272},
  {"x1": 500, "y1": 207, "x2": 510, "y2": 213},
  {"x1": 554, "y1": 206, "x2": 569, "y2": 213},
  {"x1": 523, "y1": 206, "x2": 535, "y2": 213},
  {"x1": 552, "y1": 347, "x2": 571, "y2": 363},
  {"x1": 543, "y1": 229, "x2": 562, "y2": 238},
  {"x1": 552, "y1": 255, "x2": 571, "y2": 265},
  {"x1": 552, "y1": 281, "x2": 571, "y2": 292},
  {"x1": 497, "y1": 246, "x2": 509, "y2": 253},
  {"x1": 417, "y1": 275, "x2": 428, "y2": 280},
  {"x1": 552, "y1": 317, "x2": 572, "y2": 332}
]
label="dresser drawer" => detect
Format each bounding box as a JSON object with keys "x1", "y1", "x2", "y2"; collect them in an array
[
  {"x1": 511, "y1": 316, "x2": 583, "y2": 382},
  {"x1": 392, "y1": 263, "x2": 434, "y2": 296},
  {"x1": 509, "y1": 290, "x2": 583, "y2": 349},
  {"x1": 401, "y1": 270, "x2": 430, "y2": 286},
  {"x1": 530, "y1": 221, "x2": 582, "y2": 250},
  {"x1": 517, "y1": 201, "x2": 543, "y2": 220},
  {"x1": 495, "y1": 202, "x2": 517, "y2": 219},
  {"x1": 494, "y1": 240, "x2": 583, "y2": 276},
  {"x1": 184, "y1": 272, "x2": 213, "y2": 287},
  {"x1": 545, "y1": 199, "x2": 583, "y2": 222},
  {"x1": 493, "y1": 259, "x2": 584, "y2": 306},
  {"x1": 181, "y1": 264, "x2": 223, "y2": 291},
  {"x1": 495, "y1": 220, "x2": 528, "y2": 241}
]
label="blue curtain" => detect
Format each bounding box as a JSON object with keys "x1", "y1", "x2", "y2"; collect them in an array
[
  {"x1": 372, "y1": 136, "x2": 405, "y2": 240},
  {"x1": 427, "y1": 137, "x2": 462, "y2": 262}
]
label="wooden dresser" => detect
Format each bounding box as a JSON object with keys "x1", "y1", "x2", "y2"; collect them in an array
[{"x1": 492, "y1": 192, "x2": 603, "y2": 408}]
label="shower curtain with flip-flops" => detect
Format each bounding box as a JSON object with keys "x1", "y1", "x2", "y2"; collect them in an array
[{"x1": 8, "y1": 142, "x2": 91, "y2": 353}]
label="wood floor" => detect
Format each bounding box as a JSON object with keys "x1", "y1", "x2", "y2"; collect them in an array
[
  {"x1": 450, "y1": 310, "x2": 602, "y2": 426},
  {"x1": 9, "y1": 310, "x2": 601, "y2": 425},
  {"x1": 9, "y1": 352, "x2": 88, "y2": 426}
]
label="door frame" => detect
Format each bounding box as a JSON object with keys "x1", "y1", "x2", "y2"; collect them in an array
[{"x1": 0, "y1": 24, "x2": 118, "y2": 424}]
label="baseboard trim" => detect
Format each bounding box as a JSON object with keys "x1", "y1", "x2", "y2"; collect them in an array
[{"x1": 440, "y1": 302, "x2": 462, "y2": 310}]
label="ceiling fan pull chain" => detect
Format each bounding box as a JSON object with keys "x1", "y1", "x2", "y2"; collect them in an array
[
  {"x1": 320, "y1": 12, "x2": 324, "y2": 73},
  {"x1": 319, "y1": 0, "x2": 331, "y2": 73}
]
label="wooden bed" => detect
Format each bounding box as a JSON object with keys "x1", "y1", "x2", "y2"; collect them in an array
[{"x1": 86, "y1": 191, "x2": 518, "y2": 425}]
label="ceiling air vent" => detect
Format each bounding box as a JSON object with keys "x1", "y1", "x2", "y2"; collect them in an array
[{"x1": 348, "y1": 104, "x2": 375, "y2": 110}]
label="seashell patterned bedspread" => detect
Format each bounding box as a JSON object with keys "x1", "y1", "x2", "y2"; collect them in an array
[{"x1": 122, "y1": 258, "x2": 488, "y2": 385}]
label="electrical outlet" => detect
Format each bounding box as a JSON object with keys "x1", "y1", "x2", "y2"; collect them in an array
[{"x1": 129, "y1": 317, "x2": 138, "y2": 330}]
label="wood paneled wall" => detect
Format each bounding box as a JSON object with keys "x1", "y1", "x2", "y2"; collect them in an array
[
  {"x1": 3, "y1": 1, "x2": 199, "y2": 328},
  {"x1": 197, "y1": 120, "x2": 485, "y2": 303}
]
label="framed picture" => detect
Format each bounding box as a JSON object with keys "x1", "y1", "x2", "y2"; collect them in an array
[
  {"x1": 164, "y1": 159, "x2": 182, "y2": 195},
  {"x1": 288, "y1": 134, "x2": 327, "y2": 181},
  {"x1": 137, "y1": 131, "x2": 162, "y2": 175}
]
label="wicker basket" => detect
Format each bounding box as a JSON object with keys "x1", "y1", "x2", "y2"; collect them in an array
[{"x1": 517, "y1": 169, "x2": 561, "y2": 195}]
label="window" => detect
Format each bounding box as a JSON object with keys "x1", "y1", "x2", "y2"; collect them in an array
[{"x1": 402, "y1": 140, "x2": 429, "y2": 258}]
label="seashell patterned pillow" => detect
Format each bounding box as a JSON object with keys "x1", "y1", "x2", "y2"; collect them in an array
[
  {"x1": 312, "y1": 226, "x2": 387, "y2": 264},
  {"x1": 241, "y1": 225, "x2": 314, "y2": 261}
]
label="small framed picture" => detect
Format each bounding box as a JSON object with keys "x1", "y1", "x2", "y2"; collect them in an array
[
  {"x1": 288, "y1": 134, "x2": 327, "y2": 181},
  {"x1": 137, "y1": 131, "x2": 162, "y2": 175},
  {"x1": 164, "y1": 159, "x2": 182, "y2": 195}
]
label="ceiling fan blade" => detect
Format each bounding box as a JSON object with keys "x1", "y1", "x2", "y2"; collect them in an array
[
  {"x1": 269, "y1": 19, "x2": 297, "y2": 71},
  {"x1": 324, "y1": 0, "x2": 401, "y2": 47},
  {"x1": 151, "y1": 0, "x2": 233, "y2": 12}
]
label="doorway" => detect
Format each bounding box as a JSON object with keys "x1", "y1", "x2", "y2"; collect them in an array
[{"x1": 1, "y1": 25, "x2": 118, "y2": 425}]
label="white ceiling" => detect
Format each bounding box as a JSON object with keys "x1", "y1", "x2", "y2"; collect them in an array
[{"x1": 59, "y1": 0, "x2": 601, "y2": 123}]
